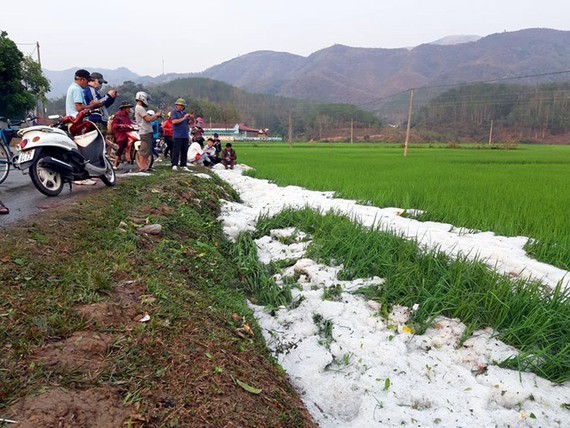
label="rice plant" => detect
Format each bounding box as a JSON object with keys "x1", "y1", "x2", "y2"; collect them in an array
[
  {"x1": 232, "y1": 232, "x2": 293, "y2": 309},
  {"x1": 239, "y1": 143, "x2": 570, "y2": 270},
  {"x1": 256, "y1": 207, "x2": 570, "y2": 384}
]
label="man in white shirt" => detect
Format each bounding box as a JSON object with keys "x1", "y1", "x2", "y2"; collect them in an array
[{"x1": 133, "y1": 91, "x2": 161, "y2": 172}]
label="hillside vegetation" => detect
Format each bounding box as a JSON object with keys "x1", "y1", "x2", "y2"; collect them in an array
[
  {"x1": 46, "y1": 77, "x2": 382, "y2": 139},
  {"x1": 413, "y1": 82, "x2": 570, "y2": 142}
]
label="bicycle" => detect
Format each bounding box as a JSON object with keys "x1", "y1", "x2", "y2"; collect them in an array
[
  {"x1": 0, "y1": 115, "x2": 38, "y2": 184},
  {"x1": 0, "y1": 118, "x2": 20, "y2": 185}
]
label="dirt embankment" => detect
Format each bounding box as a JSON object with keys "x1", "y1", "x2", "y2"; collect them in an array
[{"x1": 0, "y1": 172, "x2": 316, "y2": 427}]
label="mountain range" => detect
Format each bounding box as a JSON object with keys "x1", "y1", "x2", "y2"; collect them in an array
[{"x1": 45, "y1": 28, "x2": 570, "y2": 112}]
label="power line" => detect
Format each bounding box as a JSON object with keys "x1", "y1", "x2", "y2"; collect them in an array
[{"x1": 354, "y1": 69, "x2": 570, "y2": 109}]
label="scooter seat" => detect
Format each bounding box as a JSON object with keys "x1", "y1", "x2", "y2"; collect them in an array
[
  {"x1": 75, "y1": 130, "x2": 107, "y2": 169},
  {"x1": 74, "y1": 130, "x2": 98, "y2": 148}
]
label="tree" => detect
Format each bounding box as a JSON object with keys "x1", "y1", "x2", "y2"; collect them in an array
[
  {"x1": 0, "y1": 31, "x2": 50, "y2": 118},
  {"x1": 21, "y1": 55, "x2": 50, "y2": 103}
]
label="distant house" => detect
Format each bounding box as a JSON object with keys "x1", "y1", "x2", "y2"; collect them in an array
[
  {"x1": 203, "y1": 122, "x2": 279, "y2": 141},
  {"x1": 237, "y1": 123, "x2": 268, "y2": 138}
]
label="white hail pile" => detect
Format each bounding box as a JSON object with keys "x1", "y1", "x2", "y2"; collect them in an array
[{"x1": 213, "y1": 166, "x2": 570, "y2": 428}]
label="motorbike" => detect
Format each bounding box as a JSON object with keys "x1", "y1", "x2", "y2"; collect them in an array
[
  {"x1": 14, "y1": 109, "x2": 116, "y2": 196},
  {"x1": 107, "y1": 124, "x2": 153, "y2": 170}
]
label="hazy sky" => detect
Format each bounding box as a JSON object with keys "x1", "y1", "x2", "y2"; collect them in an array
[{"x1": 3, "y1": 0, "x2": 569, "y2": 76}]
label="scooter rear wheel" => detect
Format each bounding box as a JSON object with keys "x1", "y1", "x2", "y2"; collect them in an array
[
  {"x1": 30, "y1": 155, "x2": 64, "y2": 196},
  {"x1": 100, "y1": 157, "x2": 117, "y2": 187}
]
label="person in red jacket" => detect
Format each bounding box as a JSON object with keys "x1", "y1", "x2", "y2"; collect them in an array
[
  {"x1": 111, "y1": 101, "x2": 135, "y2": 169},
  {"x1": 162, "y1": 112, "x2": 173, "y2": 159}
]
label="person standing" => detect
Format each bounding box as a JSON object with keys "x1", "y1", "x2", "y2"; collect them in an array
[
  {"x1": 66, "y1": 69, "x2": 101, "y2": 117},
  {"x1": 83, "y1": 72, "x2": 117, "y2": 132},
  {"x1": 221, "y1": 143, "x2": 237, "y2": 169},
  {"x1": 147, "y1": 110, "x2": 162, "y2": 161},
  {"x1": 170, "y1": 98, "x2": 194, "y2": 171},
  {"x1": 111, "y1": 101, "x2": 135, "y2": 170},
  {"x1": 162, "y1": 112, "x2": 173, "y2": 159},
  {"x1": 134, "y1": 91, "x2": 161, "y2": 172}
]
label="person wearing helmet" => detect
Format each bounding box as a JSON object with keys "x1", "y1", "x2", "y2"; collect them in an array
[
  {"x1": 170, "y1": 98, "x2": 194, "y2": 171},
  {"x1": 134, "y1": 92, "x2": 162, "y2": 172}
]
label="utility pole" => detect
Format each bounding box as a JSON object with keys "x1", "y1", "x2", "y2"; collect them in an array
[
  {"x1": 404, "y1": 88, "x2": 414, "y2": 157},
  {"x1": 36, "y1": 41, "x2": 44, "y2": 120},
  {"x1": 350, "y1": 118, "x2": 354, "y2": 143},
  {"x1": 162, "y1": 59, "x2": 165, "y2": 75},
  {"x1": 288, "y1": 114, "x2": 292, "y2": 148},
  {"x1": 488, "y1": 119, "x2": 493, "y2": 145},
  {"x1": 36, "y1": 41, "x2": 41, "y2": 67}
]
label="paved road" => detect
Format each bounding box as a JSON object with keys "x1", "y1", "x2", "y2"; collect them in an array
[{"x1": 0, "y1": 164, "x2": 139, "y2": 229}]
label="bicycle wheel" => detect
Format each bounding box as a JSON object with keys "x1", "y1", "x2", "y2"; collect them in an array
[{"x1": 0, "y1": 143, "x2": 10, "y2": 185}]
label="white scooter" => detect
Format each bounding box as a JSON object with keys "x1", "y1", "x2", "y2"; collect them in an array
[{"x1": 14, "y1": 109, "x2": 116, "y2": 196}]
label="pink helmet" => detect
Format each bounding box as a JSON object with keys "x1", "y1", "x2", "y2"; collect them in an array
[{"x1": 196, "y1": 117, "x2": 204, "y2": 124}]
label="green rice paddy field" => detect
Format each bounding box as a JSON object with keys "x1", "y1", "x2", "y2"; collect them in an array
[{"x1": 237, "y1": 143, "x2": 570, "y2": 270}]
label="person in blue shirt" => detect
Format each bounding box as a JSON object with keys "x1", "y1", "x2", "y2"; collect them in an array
[
  {"x1": 65, "y1": 69, "x2": 101, "y2": 117},
  {"x1": 147, "y1": 110, "x2": 161, "y2": 159},
  {"x1": 170, "y1": 98, "x2": 194, "y2": 171},
  {"x1": 83, "y1": 72, "x2": 117, "y2": 131}
]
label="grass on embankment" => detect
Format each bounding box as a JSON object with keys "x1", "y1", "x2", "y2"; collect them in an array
[
  {"x1": 248, "y1": 207, "x2": 570, "y2": 384},
  {"x1": 238, "y1": 143, "x2": 570, "y2": 271},
  {"x1": 0, "y1": 171, "x2": 316, "y2": 427}
]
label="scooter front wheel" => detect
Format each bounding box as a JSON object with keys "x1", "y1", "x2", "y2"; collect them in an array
[
  {"x1": 100, "y1": 157, "x2": 117, "y2": 187},
  {"x1": 0, "y1": 143, "x2": 10, "y2": 185},
  {"x1": 30, "y1": 155, "x2": 64, "y2": 196}
]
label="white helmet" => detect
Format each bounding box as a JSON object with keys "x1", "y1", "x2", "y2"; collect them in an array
[
  {"x1": 147, "y1": 110, "x2": 155, "y2": 116},
  {"x1": 135, "y1": 91, "x2": 149, "y2": 106}
]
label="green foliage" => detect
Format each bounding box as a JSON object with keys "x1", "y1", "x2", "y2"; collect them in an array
[
  {"x1": 240, "y1": 143, "x2": 570, "y2": 270},
  {"x1": 45, "y1": 76, "x2": 383, "y2": 138},
  {"x1": 232, "y1": 232, "x2": 293, "y2": 309},
  {"x1": 0, "y1": 31, "x2": 39, "y2": 117},
  {"x1": 313, "y1": 314, "x2": 334, "y2": 348},
  {"x1": 414, "y1": 82, "x2": 570, "y2": 137},
  {"x1": 21, "y1": 56, "x2": 50, "y2": 102},
  {"x1": 258, "y1": 208, "x2": 570, "y2": 383},
  {"x1": 322, "y1": 284, "x2": 343, "y2": 301}
]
